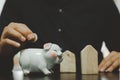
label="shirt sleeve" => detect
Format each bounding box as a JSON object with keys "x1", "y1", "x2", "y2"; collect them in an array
[
  {"x1": 105, "y1": 0, "x2": 120, "y2": 52},
  {"x1": 0, "y1": 0, "x2": 22, "y2": 73},
  {"x1": 0, "y1": 0, "x2": 22, "y2": 35}
]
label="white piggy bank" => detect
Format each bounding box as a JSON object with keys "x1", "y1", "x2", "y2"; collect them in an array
[{"x1": 13, "y1": 43, "x2": 63, "y2": 75}]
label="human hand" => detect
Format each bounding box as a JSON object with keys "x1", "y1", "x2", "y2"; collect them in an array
[
  {"x1": 99, "y1": 51, "x2": 120, "y2": 72},
  {"x1": 0, "y1": 22, "x2": 37, "y2": 54}
]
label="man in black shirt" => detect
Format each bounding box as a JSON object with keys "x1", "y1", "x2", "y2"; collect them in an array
[{"x1": 0, "y1": 0, "x2": 120, "y2": 74}]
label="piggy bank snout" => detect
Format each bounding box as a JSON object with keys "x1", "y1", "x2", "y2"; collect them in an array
[
  {"x1": 50, "y1": 52, "x2": 57, "y2": 58},
  {"x1": 56, "y1": 56, "x2": 63, "y2": 63},
  {"x1": 49, "y1": 50, "x2": 62, "y2": 58}
]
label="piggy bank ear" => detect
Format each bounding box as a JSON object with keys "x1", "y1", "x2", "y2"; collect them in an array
[{"x1": 44, "y1": 43, "x2": 52, "y2": 50}]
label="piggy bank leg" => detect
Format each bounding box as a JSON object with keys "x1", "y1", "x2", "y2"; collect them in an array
[
  {"x1": 41, "y1": 68, "x2": 51, "y2": 75},
  {"x1": 13, "y1": 52, "x2": 22, "y2": 71},
  {"x1": 13, "y1": 52, "x2": 20, "y2": 66},
  {"x1": 50, "y1": 70, "x2": 54, "y2": 73},
  {"x1": 23, "y1": 69, "x2": 30, "y2": 75}
]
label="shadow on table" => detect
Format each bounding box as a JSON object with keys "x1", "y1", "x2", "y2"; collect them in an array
[
  {"x1": 25, "y1": 73, "x2": 119, "y2": 80},
  {"x1": 99, "y1": 72, "x2": 119, "y2": 80},
  {"x1": 12, "y1": 72, "x2": 119, "y2": 80},
  {"x1": 80, "y1": 72, "x2": 119, "y2": 80}
]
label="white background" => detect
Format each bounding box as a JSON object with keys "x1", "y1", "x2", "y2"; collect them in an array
[{"x1": 0, "y1": 0, "x2": 120, "y2": 15}]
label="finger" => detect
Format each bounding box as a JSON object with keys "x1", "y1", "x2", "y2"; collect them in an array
[
  {"x1": 6, "y1": 27, "x2": 26, "y2": 42},
  {"x1": 99, "y1": 51, "x2": 117, "y2": 68},
  {"x1": 3, "y1": 38, "x2": 21, "y2": 47},
  {"x1": 9, "y1": 22, "x2": 33, "y2": 37},
  {"x1": 103, "y1": 52, "x2": 119, "y2": 71},
  {"x1": 27, "y1": 33, "x2": 35, "y2": 41},
  {"x1": 99, "y1": 56, "x2": 112, "y2": 71},
  {"x1": 99, "y1": 60, "x2": 113, "y2": 72},
  {"x1": 99, "y1": 59, "x2": 107, "y2": 71},
  {"x1": 27, "y1": 33, "x2": 38, "y2": 42},
  {"x1": 33, "y1": 33, "x2": 38, "y2": 42},
  {"x1": 105, "y1": 60, "x2": 119, "y2": 72},
  {"x1": 99, "y1": 51, "x2": 117, "y2": 72}
]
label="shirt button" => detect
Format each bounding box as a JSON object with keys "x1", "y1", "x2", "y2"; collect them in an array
[
  {"x1": 58, "y1": 28, "x2": 62, "y2": 32},
  {"x1": 59, "y1": 9, "x2": 63, "y2": 13}
]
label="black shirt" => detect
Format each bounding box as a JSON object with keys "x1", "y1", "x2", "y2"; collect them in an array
[{"x1": 0, "y1": 0, "x2": 120, "y2": 73}]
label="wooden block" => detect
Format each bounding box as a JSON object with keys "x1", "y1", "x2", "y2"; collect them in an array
[
  {"x1": 60, "y1": 50, "x2": 76, "y2": 73},
  {"x1": 80, "y1": 45, "x2": 98, "y2": 74}
]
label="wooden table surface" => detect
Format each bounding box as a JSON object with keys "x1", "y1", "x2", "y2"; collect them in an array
[{"x1": 0, "y1": 72, "x2": 119, "y2": 80}]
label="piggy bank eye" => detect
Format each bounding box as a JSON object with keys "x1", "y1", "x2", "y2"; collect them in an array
[{"x1": 54, "y1": 50, "x2": 57, "y2": 52}]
